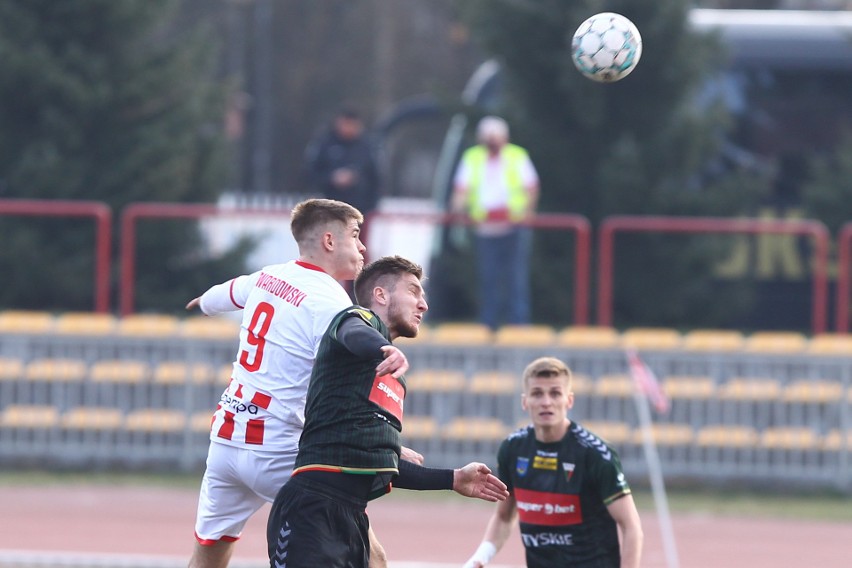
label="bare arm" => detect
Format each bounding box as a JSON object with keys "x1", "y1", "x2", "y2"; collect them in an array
[
  {"x1": 463, "y1": 495, "x2": 517, "y2": 568},
  {"x1": 607, "y1": 494, "x2": 643, "y2": 568}
]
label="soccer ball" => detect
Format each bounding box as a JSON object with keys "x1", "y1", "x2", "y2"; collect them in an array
[{"x1": 571, "y1": 12, "x2": 642, "y2": 83}]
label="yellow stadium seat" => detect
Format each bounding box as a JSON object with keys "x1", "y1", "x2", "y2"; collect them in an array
[
  {"x1": 118, "y1": 314, "x2": 181, "y2": 337},
  {"x1": 180, "y1": 315, "x2": 241, "y2": 340},
  {"x1": 494, "y1": 325, "x2": 556, "y2": 347},
  {"x1": 405, "y1": 369, "x2": 466, "y2": 393},
  {"x1": 55, "y1": 312, "x2": 117, "y2": 335},
  {"x1": 124, "y1": 409, "x2": 186, "y2": 432},
  {"x1": 570, "y1": 372, "x2": 593, "y2": 395},
  {"x1": 621, "y1": 327, "x2": 682, "y2": 350},
  {"x1": 429, "y1": 323, "x2": 493, "y2": 346},
  {"x1": 153, "y1": 361, "x2": 216, "y2": 385},
  {"x1": 807, "y1": 333, "x2": 852, "y2": 355},
  {"x1": 696, "y1": 425, "x2": 758, "y2": 448},
  {"x1": 631, "y1": 423, "x2": 694, "y2": 446},
  {"x1": 759, "y1": 427, "x2": 819, "y2": 450},
  {"x1": 0, "y1": 310, "x2": 55, "y2": 334},
  {"x1": 25, "y1": 358, "x2": 87, "y2": 382},
  {"x1": 663, "y1": 375, "x2": 716, "y2": 399},
  {"x1": 89, "y1": 360, "x2": 150, "y2": 384},
  {"x1": 682, "y1": 329, "x2": 745, "y2": 352},
  {"x1": 0, "y1": 357, "x2": 24, "y2": 381},
  {"x1": 781, "y1": 379, "x2": 842, "y2": 404},
  {"x1": 822, "y1": 429, "x2": 852, "y2": 452},
  {"x1": 744, "y1": 331, "x2": 807, "y2": 354},
  {"x1": 441, "y1": 417, "x2": 509, "y2": 441},
  {"x1": 393, "y1": 323, "x2": 430, "y2": 346},
  {"x1": 191, "y1": 411, "x2": 214, "y2": 432},
  {"x1": 556, "y1": 326, "x2": 620, "y2": 349},
  {"x1": 402, "y1": 416, "x2": 438, "y2": 439},
  {"x1": 581, "y1": 420, "x2": 631, "y2": 444},
  {"x1": 0, "y1": 404, "x2": 59, "y2": 428},
  {"x1": 468, "y1": 371, "x2": 518, "y2": 394},
  {"x1": 718, "y1": 377, "x2": 781, "y2": 401},
  {"x1": 61, "y1": 407, "x2": 124, "y2": 430},
  {"x1": 594, "y1": 373, "x2": 634, "y2": 398}
]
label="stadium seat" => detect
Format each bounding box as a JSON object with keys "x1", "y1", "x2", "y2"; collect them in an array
[
  {"x1": 180, "y1": 315, "x2": 241, "y2": 340},
  {"x1": 570, "y1": 372, "x2": 594, "y2": 395},
  {"x1": 781, "y1": 379, "x2": 842, "y2": 404},
  {"x1": 821, "y1": 429, "x2": 852, "y2": 452},
  {"x1": 696, "y1": 425, "x2": 759, "y2": 448},
  {"x1": 0, "y1": 404, "x2": 60, "y2": 428},
  {"x1": 743, "y1": 331, "x2": 807, "y2": 354},
  {"x1": 682, "y1": 329, "x2": 745, "y2": 352},
  {"x1": 493, "y1": 324, "x2": 556, "y2": 347},
  {"x1": 468, "y1": 371, "x2": 518, "y2": 395},
  {"x1": 807, "y1": 333, "x2": 852, "y2": 355},
  {"x1": 718, "y1": 377, "x2": 781, "y2": 402},
  {"x1": 593, "y1": 373, "x2": 634, "y2": 398},
  {"x1": 25, "y1": 358, "x2": 87, "y2": 382},
  {"x1": 0, "y1": 357, "x2": 24, "y2": 381},
  {"x1": 89, "y1": 360, "x2": 150, "y2": 384},
  {"x1": 663, "y1": 375, "x2": 716, "y2": 399},
  {"x1": 401, "y1": 416, "x2": 438, "y2": 440},
  {"x1": 152, "y1": 361, "x2": 216, "y2": 385},
  {"x1": 621, "y1": 327, "x2": 682, "y2": 351},
  {"x1": 0, "y1": 310, "x2": 55, "y2": 334},
  {"x1": 190, "y1": 410, "x2": 214, "y2": 433},
  {"x1": 124, "y1": 409, "x2": 186, "y2": 433},
  {"x1": 440, "y1": 417, "x2": 509, "y2": 441},
  {"x1": 393, "y1": 323, "x2": 430, "y2": 346},
  {"x1": 60, "y1": 407, "x2": 124, "y2": 430},
  {"x1": 631, "y1": 423, "x2": 695, "y2": 446},
  {"x1": 580, "y1": 420, "x2": 631, "y2": 445},
  {"x1": 54, "y1": 312, "x2": 117, "y2": 335},
  {"x1": 405, "y1": 369, "x2": 466, "y2": 393},
  {"x1": 759, "y1": 427, "x2": 819, "y2": 450},
  {"x1": 117, "y1": 314, "x2": 181, "y2": 338},
  {"x1": 556, "y1": 326, "x2": 620, "y2": 349},
  {"x1": 429, "y1": 323, "x2": 493, "y2": 346}
]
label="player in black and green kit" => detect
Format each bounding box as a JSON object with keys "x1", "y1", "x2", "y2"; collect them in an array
[
  {"x1": 266, "y1": 255, "x2": 509, "y2": 568},
  {"x1": 463, "y1": 357, "x2": 643, "y2": 568}
]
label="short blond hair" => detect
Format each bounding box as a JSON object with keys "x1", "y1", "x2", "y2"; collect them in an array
[
  {"x1": 522, "y1": 356, "x2": 573, "y2": 391},
  {"x1": 289, "y1": 198, "x2": 363, "y2": 248}
]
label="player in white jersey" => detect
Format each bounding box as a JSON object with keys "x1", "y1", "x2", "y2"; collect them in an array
[{"x1": 186, "y1": 199, "x2": 414, "y2": 568}]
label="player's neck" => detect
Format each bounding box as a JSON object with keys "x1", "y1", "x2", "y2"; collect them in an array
[{"x1": 535, "y1": 418, "x2": 570, "y2": 443}]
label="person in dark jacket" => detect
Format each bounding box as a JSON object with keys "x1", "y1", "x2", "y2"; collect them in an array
[{"x1": 305, "y1": 106, "x2": 381, "y2": 219}]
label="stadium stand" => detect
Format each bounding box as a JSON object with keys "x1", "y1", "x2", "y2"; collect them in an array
[
  {"x1": 682, "y1": 329, "x2": 745, "y2": 352},
  {"x1": 556, "y1": 326, "x2": 620, "y2": 349},
  {"x1": 180, "y1": 315, "x2": 241, "y2": 340},
  {"x1": 621, "y1": 327, "x2": 682, "y2": 351},
  {"x1": 493, "y1": 324, "x2": 556, "y2": 347},
  {"x1": 0, "y1": 310, "x2": 55, "y2": 334},
  {"x1": 744, "y1": 331, "x2": 808, "y2": 354},
  {"x1": 117, "y1": 314, "x2": 181, "y2": 337},
  {"x1": 54, "y1": 312, "x2": 117, "y2": 335},
  {"x1": 429, "y1": 322, "x2": 493, "y2": 346}
]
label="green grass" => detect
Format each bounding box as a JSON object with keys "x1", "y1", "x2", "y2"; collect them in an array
[{"x1": 2, "y1": 470, "x2": 851, "y2": 522}]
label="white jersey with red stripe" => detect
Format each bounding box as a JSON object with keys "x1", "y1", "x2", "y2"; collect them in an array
[{"x1": 198, "y1": 260, "x2": 352, "y2": 451}]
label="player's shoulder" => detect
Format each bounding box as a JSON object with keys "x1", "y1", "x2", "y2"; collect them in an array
[
  {"x1": 505, "y1": 423, "x2": 534, "y2": 443},
  {"x1": 570, "y1": 422, "x2": 618, "y2": 462}
]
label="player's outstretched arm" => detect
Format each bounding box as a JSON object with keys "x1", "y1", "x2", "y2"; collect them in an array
[
  {"x1": 185, "y1": 297, "x2": 201, "y2": 310},
  {"x1": 462, "y1": 495, "x2": 517, "y2": 568},
  {"x1": 453, "y1": 462, "x2": 509, "y2": 502},
  {"x1": 607, "y1": 494, "x2": 643, "y2": 568}
]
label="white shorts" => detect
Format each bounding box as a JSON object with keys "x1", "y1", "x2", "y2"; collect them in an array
[{"x1": 194, "y1": 441, "x2": 296, "y2": 544}]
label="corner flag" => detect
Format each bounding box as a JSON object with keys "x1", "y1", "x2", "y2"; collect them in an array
[{"x1": 625, "y1": 348, "x2": 670, "y2": 415}]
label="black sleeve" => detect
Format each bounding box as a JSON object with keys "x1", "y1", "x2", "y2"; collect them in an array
[
  {"x1": 394, "y1": 459, "x2": 454, "y2": 491},
  {"x1": 336, "y1": 315, "x2": 390, "y2": 360}
]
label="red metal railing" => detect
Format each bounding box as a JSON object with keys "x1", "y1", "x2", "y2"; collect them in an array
[
  {"x1": 362, "y1": 211, "x2": 592, "y2": 325},
  {"x1": 119, "y1": 202, "x2": 293, "y2": 315},
  {"x1": 597, "y1": 216, "x2": 831, "y2": 334},
  {"x1": 837, "y1": 222, "x2": 852, "y2": 333},
  {"x1": 0, "y1": 198, "x2": 112, "y2": 312}
]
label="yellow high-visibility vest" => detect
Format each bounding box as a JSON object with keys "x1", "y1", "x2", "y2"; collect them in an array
[{"x1": 461, "y1": 143, "x2": 530, "y2": 222}]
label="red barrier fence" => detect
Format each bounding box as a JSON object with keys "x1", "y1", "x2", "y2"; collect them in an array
[
  {"x1": 362, "y1": 211, "x2": 592, "y2": 325},
  {"x1": 0, "y1": 199, "x2": 112, "y2": 313},
  {"x1": 596, "y1": 216, "x2": 831, "y2": 334},
  {"x1": 837, "y1": 222, "x2": 852, "y2": 333},
  {"x1": 119, "y1": 202, "x2": 293, "y2": 315}
]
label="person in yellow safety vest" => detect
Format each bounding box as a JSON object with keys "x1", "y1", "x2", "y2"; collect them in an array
[{"x1": 451, "y1": 116, "x2": 540, "y2": 330}]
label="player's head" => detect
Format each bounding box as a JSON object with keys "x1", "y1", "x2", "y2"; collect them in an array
[
  {"x1": 290, "y1": 198, "x2": 365, "y2": 280},
  {"x1": 477, "y1": 115, "x2": 509, "y2": 152},
  {"x1": 354, "y1": 255, "x2": 427, "y2": 340},
  {"x1": 521, "y1": 357, "x2": 574, "y2": 428}
]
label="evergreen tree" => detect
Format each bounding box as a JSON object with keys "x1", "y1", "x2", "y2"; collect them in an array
[
  {"x1": 0, "y1": 0, "x2": 246, "y2": 313},
  {"x1": 453, "y1": 0, "x2": 769, "y2": 328}
]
